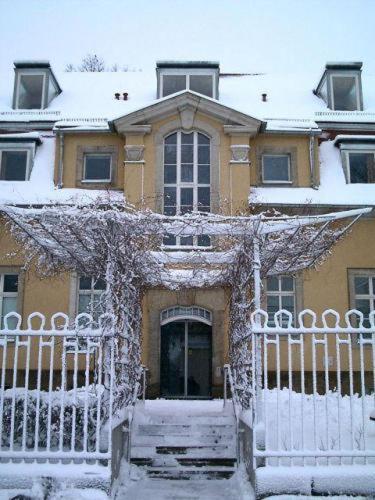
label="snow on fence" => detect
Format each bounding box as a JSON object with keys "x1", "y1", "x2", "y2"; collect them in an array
[
  {"x1": 249, "y1": 309, "x2": 375, "y2": 467},
  {"x1": 0, "y1": 312, "x2": 115, "y2": 464}
]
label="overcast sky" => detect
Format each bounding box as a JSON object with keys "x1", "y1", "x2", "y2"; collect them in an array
[{"x1": 0, "y1": 0, "x2": 374, "y2": 77}]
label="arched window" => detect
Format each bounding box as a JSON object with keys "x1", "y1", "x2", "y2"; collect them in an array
[{"x1": 163, "y1": 131, "x2": 210, "y2": 246}]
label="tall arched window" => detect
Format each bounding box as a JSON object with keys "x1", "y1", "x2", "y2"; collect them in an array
[{"x1": 163, "y1": 131, "x2": 210, "y2": 246}]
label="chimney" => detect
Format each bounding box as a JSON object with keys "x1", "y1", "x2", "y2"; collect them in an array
[
  {"x1": 114, "y1": 92, "x2": 120, "y2": 100},
  {"x1": 262, "y1": 93, "x2": 267, "y2": 102},
  {"x1": 123, "y1": 92, "x2": 128, "y2": 101}
]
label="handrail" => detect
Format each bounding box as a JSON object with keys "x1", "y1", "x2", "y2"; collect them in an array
[
  {"x1": 223, "y1": 364, "x2": 242, "y2": 465},
  {"x1": 125, "y1": 365, "x2": 149, "y2": 462}
]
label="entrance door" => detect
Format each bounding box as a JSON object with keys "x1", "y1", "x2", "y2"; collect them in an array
[{"x1": 160, "y1": 320, "x2": 212, "y2": 398}]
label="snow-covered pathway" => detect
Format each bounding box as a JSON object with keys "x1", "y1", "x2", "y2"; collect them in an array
[{"x1": 114, "y1": 466, "x2": 255, "y2": 500}]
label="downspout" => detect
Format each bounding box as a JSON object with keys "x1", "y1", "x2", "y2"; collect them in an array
[
  {"x1": 57, "y1": 130, "x2": 64, "y2": 188},
  {"x1": 309, "y1": 129, "x2": 318, "y2": 189}
]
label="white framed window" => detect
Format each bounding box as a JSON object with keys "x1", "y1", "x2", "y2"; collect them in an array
[
  {"x1": 266, "y1": 276, "x2": 295, "y2": 327},
  {"x1": 329, "y1": 73, "x2": 361, "y2": 111},
  {"x1": 15, "y1": 71, "x2": 46, "y2": 110},
  {"x1": 262, "y1": 154, "x2": 292, "y2": 184},
  {"x1": 163, "y1": 130, "x2": 211, "y2": 247},
  {"x1": 345, "y1": 150, "x2": 375, "y2": 184},
  {"x1": 0, "y1": 274, "x2": 19, "y2": 330},
  {"x1": 82, "y1": 154, "x2": 112, "y2": 183},
  {"x1": 0, "y1": 143, "x2": 33, "y2": 181},
  {"x1": 349, "y1": 270, "x2": 375, "y2": 341},
  {"x1": 160, "y1": 70, "x2": 216, "y2": 98},
  {"x1": 77, "y1": 276, "x2": 106, "y2": 326}
]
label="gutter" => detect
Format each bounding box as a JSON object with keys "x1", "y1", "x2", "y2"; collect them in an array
[
  {"x1": 309, "y1": 129, "x2": 318, "y2": 189},
  {"x1": 57, "y1": 130, "x2": 64, "y2": 189}
]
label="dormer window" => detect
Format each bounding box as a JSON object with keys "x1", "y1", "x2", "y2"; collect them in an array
[
  {"x1": 334, "y1": 136, "x2": 375, "y2": 184},
  {"x1": 13, "y1": 61, "x2": 61, "y2": 110},
  {"x1": 157, "y1": 61, "x2": 219, "y2": 99},
  {"x1": 0, "y1": 134, "x2": 41, "y2": 181},
  {"x1": 315, "y1": 62, "x2": 363, "y2": 111}
]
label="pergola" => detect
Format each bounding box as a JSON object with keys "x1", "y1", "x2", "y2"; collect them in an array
[{"x1": 0, "y1": 200, "x2": 371, "y2": 408}]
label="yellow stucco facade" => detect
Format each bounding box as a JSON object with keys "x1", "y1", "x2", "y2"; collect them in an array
[{"x1": 1, "y1": 103, "x2": 374, "y2": 394}]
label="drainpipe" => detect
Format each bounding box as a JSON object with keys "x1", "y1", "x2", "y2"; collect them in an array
[
  {"x1": 57, "y1": 130, "x2": 64, "y2": 188},
  {"x1": 309, "y1": 129, "x2": 318, "y2": 189}
]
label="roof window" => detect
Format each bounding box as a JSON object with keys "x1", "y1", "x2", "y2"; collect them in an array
[
  {"x1": 156, "y1": 61, "x2": 219, "y2": 99},
  {"x1": 315, "y1": 62, "x2": 363, "y2": 111},
  {"x1": 13, "y1": 61, "x2": 61, "y2": 110}
]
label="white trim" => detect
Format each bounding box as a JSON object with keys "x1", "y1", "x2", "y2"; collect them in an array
[
  {"x1": 82, "y1": 153, "x2": 112, "y2": 183},
  {"x1": 160, "y1": 69, "x2": 217, "y2": 99},
  {"x1": 261, "y1": 153, "x2": 292, "y2": 184},
  {"x1": 344, "y1": 150, "x2": 375, "y2": 183},
  {"x1": 15, "y1": 71, "x2": 46, "y2": 110},
  {"x1": 160, "y1": 306, "x2": 212, "y2": 326},
  {"x1": 329, "y1": 72, "x2": 361, "y2": 111},
  {"x1": 163, "y1": 130, "x2": 211, "y2": 247}
]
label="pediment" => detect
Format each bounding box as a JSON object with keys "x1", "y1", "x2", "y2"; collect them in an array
[{"x1": 111, "y1": 91, "x2": 263, "y2": 137}]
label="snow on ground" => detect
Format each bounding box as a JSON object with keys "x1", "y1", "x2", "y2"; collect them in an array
[
  {"x1": 242, "y1": 388, "x2": 375, "y2": 467},
  {"x1": 250, "y1": 140, "x2": 375, "y2": 207},
  {"x1": 113, "y1": 461, "x2": 254, "y2": 500}
]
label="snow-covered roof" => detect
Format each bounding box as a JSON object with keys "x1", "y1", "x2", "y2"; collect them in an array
[
  {"x1": 0, "y1": 66, "x2": 375, "y2": 127},
  {"x1": 0, "y1": 134, "x2": 123, "y2": 205},
  {"x1": 250, "y1": 140, "x2": 375, "y2": 207}
]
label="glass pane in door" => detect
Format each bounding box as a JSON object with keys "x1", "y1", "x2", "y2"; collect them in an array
[
  {"x1": 160, "y1": 321, "x2": 185, "y2": 396},
  {"x1": 187, "y1": 321, "x2": 211, "y2": 397}
]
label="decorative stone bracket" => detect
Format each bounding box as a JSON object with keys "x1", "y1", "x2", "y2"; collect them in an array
[
  {"x1": 230, "y1": 145, "x2": 251, "y2": 164},
  {"x1": 124, "y1": 145, "x2": 145, "y2": 163}
]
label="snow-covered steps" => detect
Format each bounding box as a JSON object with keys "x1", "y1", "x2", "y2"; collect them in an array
[{"x1": 129, "y1": 400, "x2": 237, "y2": 480}]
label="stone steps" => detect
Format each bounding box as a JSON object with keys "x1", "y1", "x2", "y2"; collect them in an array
[{"x1": 129, "y1": 401, "x2": 237, "y2": 480}]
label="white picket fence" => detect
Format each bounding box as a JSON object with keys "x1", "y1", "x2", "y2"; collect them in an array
[
  {"x1": 250, "y1": 309, "x2": 375, "y2": 467},
  {"x1": 0, "y1": 312, "x2": 115, "y2": 464}
]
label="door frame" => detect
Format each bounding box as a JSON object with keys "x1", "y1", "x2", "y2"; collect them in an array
[{"x1": 160, "y1": 306, "x2": 213, "y2": 398}]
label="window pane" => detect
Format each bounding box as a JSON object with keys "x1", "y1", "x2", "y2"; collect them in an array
[
  {"x1": 281, "y1": 295, "x2": 294, "y2": 312},
  {"x1": 349, "y1": 153, "x2": 374, "y2": 184},
  {"x1": 180, "y1": 236, "x2": 194, "y2": 246},
  {"x1": 165, "y1": 133, "x2": 177, "y2": 145},
  {"x1": 198, "y1": 146, "x2": 210, "y2": 165},
  {"x1": 162, "y1": 75, "x2": 186, "y2": 97},
  {"x1": 355, "y1": 276, "x2": 369, "y2": 295},
  {"x1": 181, "y1": 164, "x2": 193, "y2": 182},
  {"x1": 332, "y1": 76, "x2": 358, "y2": 111},
  {"x1": 355, "y1": 299, "x2": 370, "y2": 317},
  {"x1": 181, "y1": 133, "x2": 194, "y2": 145},
  {"x1": 84, "y1": 155, "x2": 111, "y2": 181},
  {"x1": 164, "y1": 164, "x2": 176, "y2": 184},
  {"x1": 267, "y1": 277, "x2": 279, "y2": 291},
  {"x1": 263, "y1": 155, "x2": 290, "y2": 182},
  {"x1": 94, "y1": 278, "x2": 106, "y2": 290},
  {"x1": 1, "y1": 151, "x2": 28, "y2": 180},
  {"x1": 3, "y1": 275, "x2": 18, "y2": 293},
  {"x1": 281, "y1": 277, "x2": 294, "y2": 291},
  {"x1": 198, "y1": 187, "x2": 210, "y2": 209},
  {"x1": 18, "y1": 74, "x2": 44, "y2": 109},
  {"x1": 163, "y1": 234, "x2": 176, "y2": 246},
  {"x1": 198, "y1": 164, "x2": 210, "y2": 184},
  {"x1": 79, "y1": 276, "x2": 92, "y2": 290},
  {"x1": 1, "y1": 297, "x2": 17, "y2": 329},
  {"x1": 198, "y1": 235, "x2": 211, "y2": 247},
  {"x1": 78, "y1": 295, "x2": 91, "y2": 314},
  {"x1": 164, "y1": 144, "x2": 177, "y2": 164},
  {"x1": 181, "y1": 188, "x2": 193, "y2": 206},
  {"x1": 198, "y1": 133, "x2": 210, "y2": 146},
  {"x1": 181, "y1": 145, "x2": 193, "y2": 164},
  {"x1": 267, "y1": 295, "x2": 279, "y2": 316},
  {"x1": 164, "y1": 186, "x2": 176, "y2": 205},
  {"x1": 189, "y1": 75, "x2": 213, "y2": 97}
]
